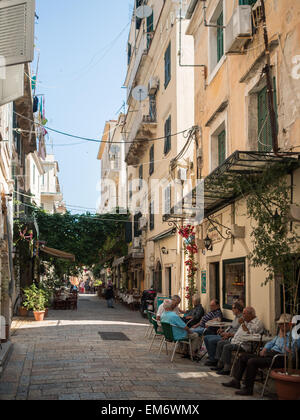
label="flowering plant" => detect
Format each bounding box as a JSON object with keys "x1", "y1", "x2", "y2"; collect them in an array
[{"x1": 178, "y1": 225, "x2": 198, "y2": 310}]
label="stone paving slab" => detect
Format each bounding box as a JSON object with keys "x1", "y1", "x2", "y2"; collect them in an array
[{"x1": 0, "y1": 294, "x2": 269, "y2": 401}]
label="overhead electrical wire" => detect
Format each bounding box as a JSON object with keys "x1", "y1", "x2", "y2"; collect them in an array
[{"x1": 13, "y1": 111, "x2": 192, "y2": 145}]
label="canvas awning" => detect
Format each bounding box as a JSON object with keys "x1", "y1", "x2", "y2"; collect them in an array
[{"x1": 39, "y1": 245, "x2": 76, "y2": 262}]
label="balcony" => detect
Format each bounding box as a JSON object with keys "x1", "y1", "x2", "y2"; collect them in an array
[
  {"x1": 125, "y1": 103, "x2": 157, "y2": 166},
  {"x1": 126, "y1": 32, "x2": 153, "y2": 101}
]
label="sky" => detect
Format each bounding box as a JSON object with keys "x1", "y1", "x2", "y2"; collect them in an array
[{"x1": 33, "y1": 0, "x2": 133, "y2": 213}]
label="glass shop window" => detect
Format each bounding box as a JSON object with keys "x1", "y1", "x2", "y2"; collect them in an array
[{"x1": 223, "y1": 258, "x2": 246, "y2": 309}]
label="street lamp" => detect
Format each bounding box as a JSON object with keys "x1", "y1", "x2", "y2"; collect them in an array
[{"x1": 204, "y1": 235, "x2": 213, "y2": 251}]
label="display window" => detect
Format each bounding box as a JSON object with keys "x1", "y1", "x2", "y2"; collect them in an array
[{"x1": 223, "y1": 258, "x2": 246, "y2": 309}]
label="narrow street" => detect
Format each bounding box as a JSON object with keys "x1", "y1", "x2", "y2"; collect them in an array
[{"x1": 0, "y1": 295, "x2": 256, "y2": 401}]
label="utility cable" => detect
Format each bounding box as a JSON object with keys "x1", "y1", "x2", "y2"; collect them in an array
[{"x1": 13, "y1": 111, "x2": 192, "y2": 145}]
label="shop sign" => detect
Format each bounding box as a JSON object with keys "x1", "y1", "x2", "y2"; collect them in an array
[{"x1": 201, "y1": 270, "x2": 207, "y2": 294}]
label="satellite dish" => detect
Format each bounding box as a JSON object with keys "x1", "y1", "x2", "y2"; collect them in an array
[
  {"x1": 136, "y1": 5, "x2": 153, "y2": 19},
  {"x1": 132, "y1": 85, "x2": 148, "y2": 102}
]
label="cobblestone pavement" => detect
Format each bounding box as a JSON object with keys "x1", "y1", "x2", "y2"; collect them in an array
[{"x1": 0, "y1": 295, "x2": 265, "y2": 400}]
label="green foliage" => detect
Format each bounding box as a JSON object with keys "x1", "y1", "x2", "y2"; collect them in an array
[
  {"x1": 22, "y1": 284, "x2": 47, "y2": 312},
  {"x1": 34, "y1": 210, "x2": 129, "y2": 277}
]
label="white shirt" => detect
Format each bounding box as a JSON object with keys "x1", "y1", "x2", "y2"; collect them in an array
[
  {"x1": 157, "y1": 304, "x2": 180, "y2": 319},
  {"x1": 231, "y1": 317, "x2": 264, "y2": 351}
]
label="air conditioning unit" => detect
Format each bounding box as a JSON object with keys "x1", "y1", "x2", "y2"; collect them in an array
[
  {"x1": 148, "y1": 76, "x2": 159, "y2": 95},
  {"x1": 225, "y1": 5, "x2": 253, "y2": 54},
  {"x1": 133, "y1": 237, "x2": 141, "y2": 249},
  {"x1": 139, "y1": 217, "x2": 148, "y2": 231}
]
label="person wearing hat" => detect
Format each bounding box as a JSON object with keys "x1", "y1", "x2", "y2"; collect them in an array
[{"x1": 222, "y1": 313, "x2": 300, "y2": 396}]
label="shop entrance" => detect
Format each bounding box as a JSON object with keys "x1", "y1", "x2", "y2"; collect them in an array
[{"x1": 209, "y1": 262, "x2": 220, "y2": 303}]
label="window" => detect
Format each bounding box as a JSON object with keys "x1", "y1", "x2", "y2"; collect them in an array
[
  {"x1": 149, "y1": 201, "x2": 155, "y2": 231},
  {"x1": 164, "y1": 42, "x2": 171, "y2": 88},
  {"x1": 223, "y1": 258, "x2": 246, "y2": 309},
  {"x1": 154, "y1": 261, "x2": 162, "y2": 293},
  {"x1": 218, "y1": 130, "x2": 226, "y2": 165},
  {"x1": 147, "y1": 11, "x2": 154, "y2": 48},
  {"x1": 127, "y1": 43, "x2": 132, "y2": 66},
  {"x1": 164, "y1": 116, "x2": 171, "y2": 155},
  {"x1": 136, "y1": 0, "x2": 142, "y2": 30},
  {"x1": 139, "y1": 165, "x2": 143, "y2": 190},
  {"x1": 134, "y1": 212, "x2": 142, "y2": 237},
  {"x1": 239, "y1": 0, "x2": 257, "y2": 5},
  {"x1": 217, "y1": 11, "x2": 224, "y2": 63},
  {"x1": 149, "y1": 145, "x2": 154, "y2": 175},
  {"x1": 257, "y1": 78, "x2": 278, "y2": 152}
]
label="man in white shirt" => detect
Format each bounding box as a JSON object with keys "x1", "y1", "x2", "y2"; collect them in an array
[
  {"x1": 156, "y1": 295, "x2": 183, "y2": 321},
  {"x1": 216, "y1": 307, "x2": 264, "y2": 376}
]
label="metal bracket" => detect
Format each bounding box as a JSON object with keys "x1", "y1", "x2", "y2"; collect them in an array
[{"x1": 206, "y1": 216, "x2": 233, "y2": 240}]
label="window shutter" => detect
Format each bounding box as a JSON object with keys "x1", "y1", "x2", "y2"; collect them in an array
[
  {"x1": 218, "y1": 130, "x2": 226, "y2": 165},
  {"x1": 164, "y1": 43, "x2": 171, "y2": 88},
  {"x1": 0, "y1": 63, "x2": 24, "y2": 106},
  {"x1": 164, "y1": 116, "x2": 171, "y2": 155},
  {"x1": 0, "y1": 0, "x2": 35, "y2": 67},
  {"x1": 149, "y1": 145, "x2": 154, "y2": 175},
  {"x1": 217, "y1": 11, "x2": 224, "y2": 63}
]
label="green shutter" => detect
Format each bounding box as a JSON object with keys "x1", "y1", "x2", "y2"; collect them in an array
[
  {"x1": 164, "y1": 116, "x2": 171, "y2": 155},
  {"x1": 239, "y1": 0, "x2": 257, "y2": 5},
  {"x1": 218, "y1": 130, "x2": 226, "y2": 165},
  {"x1": 258, "y1": 78, "x2": 278, "y2": 152},
  {"x1": 164, "y1": 43, "x2": 171, "y2": 88},
  {"x1": 217, "y1": 12, "x2": 224, "y2": 63},
  {"x1": 149, "y1": 145, "x2": 154, "y2": 175}
]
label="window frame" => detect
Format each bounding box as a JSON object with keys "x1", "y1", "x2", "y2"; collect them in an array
[{"x1": 222, "y1": 257, "x2": 246, "y2": 310}]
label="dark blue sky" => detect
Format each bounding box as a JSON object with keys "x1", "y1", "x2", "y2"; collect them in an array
[{"x1": 33, "y1": 0, "x2": 132, "y2": 212}]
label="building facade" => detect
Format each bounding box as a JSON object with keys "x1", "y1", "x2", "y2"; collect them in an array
[
  {"x1": 121, "y1": 0, "x2": 195, "y2": 298},
  {"x1": 182, "y1": 0, "x2": 300, "y2": 331}
]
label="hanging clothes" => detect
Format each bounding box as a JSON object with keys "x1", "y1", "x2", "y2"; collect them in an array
[{"x1": 33, "y1": 96, "x2": 39, "y2": 113}]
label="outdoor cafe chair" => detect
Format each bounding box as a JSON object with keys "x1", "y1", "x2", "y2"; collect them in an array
[
  {"x1": 149, "y1": 317, "x2": 165, "y2": 352},
  {"x1": 145, "y1": 311, "x2": 155, "y2": 338},
  {"x1": 159, "y1": 322, "x2": 194, "y2": 363}
]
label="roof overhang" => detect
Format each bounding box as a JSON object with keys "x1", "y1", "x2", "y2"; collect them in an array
[{"x1": 163, "y1": 151, "x2": 300, "y2": 224}]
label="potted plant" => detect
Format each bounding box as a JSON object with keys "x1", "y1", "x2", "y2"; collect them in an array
[{"x1": 22, "y1": 285, "x2": 47, "y2": 322}]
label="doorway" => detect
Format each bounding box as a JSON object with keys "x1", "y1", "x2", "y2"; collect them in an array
[
  {"x1": 166, "y1": 267, "x2": 172, "y2": 298},
  {"x1": 209, "y1": 262, "x2": 220, "y2": 303}
]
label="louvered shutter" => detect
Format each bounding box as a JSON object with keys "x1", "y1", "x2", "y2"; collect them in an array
[
  {"x1": 0, "y1": 63, "x2": 24, "y2": 106},
  {"x1": 0, "y1": 0, "x2": 35, "y2": 67}
]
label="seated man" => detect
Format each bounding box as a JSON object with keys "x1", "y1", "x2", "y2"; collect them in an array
[
  {"x1": 190, "y1": 300, "x2": 223, "y2": 337},
  {"x1": 222, "y1": 314, "x2": 300, "y2": 396},
  {"x1": 161, "y1": 299, "x2": 200, "y2": 357},
  {"x1": 156, "y1": 295, "x2": 183, "y2": 321},
  {"x1": 204, "y1": 301, "x2": 244, "y2": 367},
  {"x1": 215, "y1": 306, "x2": 264, "y2": 376},
  {"x1": 183, "y1": 295, "x2": 205, "y2": 327}
]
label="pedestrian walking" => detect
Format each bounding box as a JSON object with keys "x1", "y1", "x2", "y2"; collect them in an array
[{"x1": 104, "y1": 283, "x2": 114, "y2": 308}]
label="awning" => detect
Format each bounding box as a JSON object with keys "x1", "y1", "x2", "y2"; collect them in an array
[
  {"x1": 112, "y1": 256, "x2": 126, "y2": 267},
  {"x1": 163, "y1": 151, "x2": 300, "y2": 223},
  {"x1": 40, "y1": 245, "x2": 76, "y2": 262},
  {"x1": 147, "y1": 228, "x2": 176, "y2": 243}
]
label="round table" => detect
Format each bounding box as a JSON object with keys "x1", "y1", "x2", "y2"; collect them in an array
[
  {"x1": 239, "y1": 334, "x2": 274, "y2": 343},
  {"x1": 205, "y1": 320, "x2": 233, "y2": 328}
]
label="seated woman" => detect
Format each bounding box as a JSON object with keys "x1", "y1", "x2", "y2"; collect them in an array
[{"x1": 183, "y1": 295, "x2": 205, "y2": 327}]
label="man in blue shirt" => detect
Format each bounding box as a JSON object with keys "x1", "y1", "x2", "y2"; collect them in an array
[
  {"x1": 161, "y1": 300, "x2": 200, "y2": 357},
  {"x1": 222, "y1": 314, "x2": 300, "y2": 396}
]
